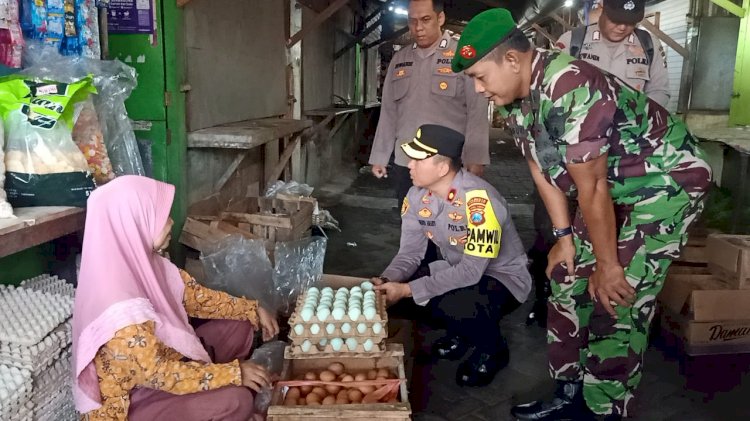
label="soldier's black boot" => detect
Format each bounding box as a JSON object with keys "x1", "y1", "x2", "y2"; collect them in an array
[
  {"x1": 432, "y1": 335, "x2": 469, "y2": 360},
  {"x1": 511, "y1": 380, "x2": 593, "y2": 420},
  {"x1": 456, "y1": 346, "x2": 509, "y2": 387},
  {"x1": 526, "y1": 246, "x2": 550, "y2": 328}
]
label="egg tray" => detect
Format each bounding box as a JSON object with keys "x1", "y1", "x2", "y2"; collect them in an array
[
  {"x1": 20, "y1": 274, "x2": 75, "y2": 297},
  {"x1": 0, "y1": 364, "x2": 33, "y2": 418},
  {"x1": 288, "y1": 320, "x2": 388, "y2": 344},
  {"x1": 0, "y1": 320, "x2": 72, "y2": 375},
  {"x1": 287, "y1": 288, "x2": 388, "y2": 328},
  {"x1": 285, "y1": 338, "x2": 388, "y2": 359},
  {"x1": 0, "y1": 285, "x2": 74, "y2": 346},
  {"x1": 31, "y1": 347, "x2": 71, "y2": 407}
]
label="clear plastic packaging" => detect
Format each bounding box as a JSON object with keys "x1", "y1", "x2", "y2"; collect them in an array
[
  {"x1": 248, "y1": 340, "x2": 286, "y2": 415},
  {"x1": 0, "y1": 118, "x2": 13, "y2": 218},
  {"x1": 199, "y1": 234, "x2": 276, "y2": 314},
  {"x1": 272, "y1": 237, "x2": 327, "y2": 316},
  {"x1": 72, "y1": 98, "x2": 114, "y2": 185},
  {"x1": 264, "y1": 180, "x2": 314, "y2": 198},
  {"x1": 20, "y1": 41, "x2": 144, "y2": 177}
]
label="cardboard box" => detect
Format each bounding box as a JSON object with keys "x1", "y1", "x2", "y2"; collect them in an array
[
  {"x1": 267, "y1": 344, "x2": 411, "y2": 421},
  {"x1": 706, "y1": 234, "x2": 750, "y2": 289},
  {"x1": 659, "y1": 273, "x2": 750, "y2": 354}
]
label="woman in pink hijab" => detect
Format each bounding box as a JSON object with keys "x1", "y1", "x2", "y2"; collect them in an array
[{"x1": 72, "y1": 175, "x2": 279, "y2": 421}]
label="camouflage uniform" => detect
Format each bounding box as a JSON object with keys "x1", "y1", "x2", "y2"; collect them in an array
[{"x1": 499, "y1": 50, "x2": 712, "y2": 416}]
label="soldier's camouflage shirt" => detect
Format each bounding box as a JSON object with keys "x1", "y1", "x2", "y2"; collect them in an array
[{"x1": 500, "y1": 49, "x2": 711, "y2": 204}]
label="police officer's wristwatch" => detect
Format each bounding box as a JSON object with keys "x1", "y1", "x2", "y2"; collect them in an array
[{"x1": 552, "y1": 226, "x2": 573, "y2": 239}]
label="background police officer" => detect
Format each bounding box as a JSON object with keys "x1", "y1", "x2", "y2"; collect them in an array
[
  {"x1": 373, "y1": 124, "x2": 530, "y2": 387},
  {"x1": 369, "y1": 0, "x2": 489, "y2": 208},
  {"x1": 557, "y1": 0, "x2": 670, "y2": 107}
]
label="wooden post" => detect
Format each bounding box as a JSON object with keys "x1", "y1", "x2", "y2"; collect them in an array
[
  {"x1": 639, "y1": 19, "x2": 690, "y2": 58},
  {"x1": 287, "y1": 0, "x2": 349, "y2": 47}
]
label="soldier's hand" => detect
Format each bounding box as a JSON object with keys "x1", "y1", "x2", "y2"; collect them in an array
[
  {"x1": 588, "y1": 263, "x2": 635, "y2": 318},
  {"x1": 374, "y1": 281, "x2": 411, "y2": 306},
  {"x1": 372, "y1": 165, "x2": 388, "y2": 179},
  {"x1": 466, "y1": 164, "x2": 485, "y2": 178},
  {"x1": 546, "y1": 236, "x2": 576, "y2": 279}
]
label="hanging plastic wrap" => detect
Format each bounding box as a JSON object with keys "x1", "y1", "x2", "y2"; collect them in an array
[
  {"x1": 272, "y1": 237, "x2": 327, "y2": 316},
  {"x1": 265, "y1": 180, "x2": 314, "y2": 198},
  {"x1": 0, "y1": 119, "x2": 14, "y2": 218},
  {"x1": 248, "y1": 340, "x2": 286, "y2": 415},
  {"x1": 199, "y1": 234, "x2": 277, "y2": 314},
  {"x1": 21, "y1": 41, "x2": 145, "y2": 176}
]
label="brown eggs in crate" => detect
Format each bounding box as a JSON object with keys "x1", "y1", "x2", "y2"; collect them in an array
[{"x1": 281, "y1": 362, "x2": 398, "y2": 406}]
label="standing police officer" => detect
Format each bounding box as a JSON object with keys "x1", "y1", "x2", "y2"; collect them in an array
[
  {"x1": 373, "y1": 124, "x2": 530, "y2": 387},
  {"x1": 369, "y1": 0, "x2": 489, "y2": 207},
  {"x1": 557, "y1": 0, "x2": 670, "y2": 107},
  {"x1": 454, "y1": 8, "x2": 711, "y2": 419}
]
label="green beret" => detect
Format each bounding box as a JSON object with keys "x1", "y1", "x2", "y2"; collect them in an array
[{"x1": 452, "y1": 8, "x2": 518, "y2": 73}]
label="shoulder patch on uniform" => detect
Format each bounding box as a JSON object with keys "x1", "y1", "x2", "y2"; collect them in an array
[
  {"x1": 464, "y1": 190, "x2": 501, "y2": 258},
  {"x1": 593, "y1": 31, "x2": 601, "y2": 41},
  {"x1": 401, "y1": 197, "x2": 409, "y2": 216}
]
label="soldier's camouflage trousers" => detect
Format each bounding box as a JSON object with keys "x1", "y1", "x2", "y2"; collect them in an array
[{"x1": 547, "y1": 171, "x2": 710, "y2": 417}]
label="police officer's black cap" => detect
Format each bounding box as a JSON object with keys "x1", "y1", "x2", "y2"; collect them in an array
[
  {"x1": 603, "y1": 0, "x2": 645, "y2": 25},
  {"x1": 401, "y1": 124, "x2": 464, "y2": 161}
]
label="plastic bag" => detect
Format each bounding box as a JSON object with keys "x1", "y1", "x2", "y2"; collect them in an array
[
  {"x1": 0, "y1": 118, "x2": 14, "y2": 218},
  {"x1": 265, "y1": 180, "x2": 314, "y2": 198},
  {"x1": 273, "y1": 237, "x2": 327, "y2": 316},
  {"x1": 72, "y1": 98, "x2": 114, "y2": 185},
  {"x1": 249, "y1": 340, "x2": 286, "y2": 415},
  {"x1": 199, "y1": 234, "x2": 277, "y2": 313},
  {"x1": 21, "y1": 41, "x2": 145, "y2": 177},
  {"x1": 0, "y1": 74, "x2": 96, "y2": 207}
]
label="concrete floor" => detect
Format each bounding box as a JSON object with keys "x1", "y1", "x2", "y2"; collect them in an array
[{"x1": 316, "y1": 139, "x2": 750, "y2": 421}]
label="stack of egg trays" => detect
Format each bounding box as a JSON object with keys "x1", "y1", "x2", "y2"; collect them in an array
[
  {"x1": 0, "y1": 321, "x2": 72, "y2": 375},
  {"x1": 32, "y1": 347, "x2": 77, "y2": 421},
  {"x1": 0, "y1": 363, "x2": 34, "y2": 421},
  {"x1": 20, "y1": 274, "x2": 75, "y2": 297},
  {"x1": 0, "y1": 285, "x2": 74, "y2": 347},
  {"x1": 286, "y1": 289, "x2": 389, "y2": 356}
]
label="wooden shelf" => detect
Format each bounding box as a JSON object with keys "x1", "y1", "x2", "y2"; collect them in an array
[
  {"x1": 187, "y1": 118, "x2": 312, "y2": 150},
  {"x1": 0, "y1": 207, "x2": 86, "y2": 258},
  {"x1": 304, "y1": 107, "x2": 359, "y2": 117},
  {"x1": 693, "y1": 126, "x2": 750, "y2": 155}
]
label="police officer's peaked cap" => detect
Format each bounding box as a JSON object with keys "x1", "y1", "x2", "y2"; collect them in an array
[
  {"x1": 401, "y1": 125, "x2": 464, "y2": 161},
  {"x1": 603, "y1": 0, "x2": 645, "y2": 24},
  {"x1": 452, "y1": 8, "x2": 517, "y2": 73}
]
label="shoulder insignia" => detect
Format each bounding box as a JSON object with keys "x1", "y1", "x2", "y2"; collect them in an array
[
  {"x1": 464, "y1": 190, "x2": 501, "y2": 259},
  {"x1": 401, "y1": 197, "x2": 409, "y2": 216}
]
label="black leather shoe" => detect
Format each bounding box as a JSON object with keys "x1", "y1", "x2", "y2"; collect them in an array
[
  {"x1": 525, "y1": 300, "x2": 548, "y2": 328},
  {"x1": 432, "y1": 335, "x2": 469, "y2": 360},
  {"x1": 511, "y1": 381, "x2": 593, "y2": 420},
  {"x1": 455, "y1": 348, "x2": 509, "y2": 387}
]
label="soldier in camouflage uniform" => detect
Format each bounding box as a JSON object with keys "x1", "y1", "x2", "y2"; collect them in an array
[{"x1": 452, "y1": 9, "x2": 712, "y2": 420}]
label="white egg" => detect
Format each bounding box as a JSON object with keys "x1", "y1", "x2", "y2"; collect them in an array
[
  {"x1": 363, "y1": 302, "x2": 376, "y2": 310},
  {"x1": 336, "y1": 287, "x2": 349, "y2": 295},
  {"x1": 346, "y1": 337, "x2": 358, "y2": 351},
  {"x1": 350, "y1": 286, "x2": 362, "y2": 295},
  {"x1": 360, "y1": 281, "x2": 374, "y2": 291},
  {"x1": 308, "y1": 287, "x2": 320, "y2": 295},
  {"x1": 301, "y1": 339, "x2": 312, "y2": 353},
  {"x1": 326, "y1": 323, "x2": 336, "y2": 335},
  {"x1": 363, "y1": 338, "x2": 374, "y2": 352},
  {"x1": 332, "y1": 307, "x2": 346, "y2": 321},
  {"x1": 364, "y1": 307, "x2": 377, "y2": 320},
  {"x1": 321, "y1": 287, "x2": 334, "y2": 295},
  {"x1": 341, "y1": 323, "x2": 352, "y2": 334},
  {"x1": 310, "y1": 323, "x2": 321, "y2": 335},
  {"x1": 348, "y1": 307, "x2": 362, "y2": 321},
  {"x1": 357, "y1": 323, "x2": 367, "y2": 334},
  {"x1": 330, "y1": 337, "x2": 344, "y2": 351},
  {"x1": 319, "y1": 297, "x2": 333, "y2": 305},
  {"x1": 294, "y1": 324, "x2": 304, "y2": 335},
  {"x1": 372, "y1": 322, "x2": 383, "y2": 335},
  {"x1": 319, "y1": 338, "x2": 328, "y2": 347},
  {"x1": 300, "y1": 307, "x2": 314, "y2": 322},
  {"x1": 316, "y1": 307, "x2": 331, "y2": 322}
]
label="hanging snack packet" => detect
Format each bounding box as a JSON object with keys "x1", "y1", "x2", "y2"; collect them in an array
[
  {"x1": 72, "y1": 98, "x2": 113, "y2": 185},
  {"x1": 0, "y1": 75, "x2": 97, "y2": 207}
]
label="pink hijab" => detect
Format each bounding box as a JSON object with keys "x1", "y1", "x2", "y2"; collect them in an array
[{"x1": 72, "y1": 175, "x2": 210, "y2": 413}]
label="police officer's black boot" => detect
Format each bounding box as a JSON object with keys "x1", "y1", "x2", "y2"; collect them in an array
[
  {"x1": 455, "y1": 345, "x2": 509, "y2": 387},
  {"x1": 510, "y1": 380, "x2": 593, "y2": 420},
  {"x1": 432, "y1": 335, "x2": 469, "y2": 360}
]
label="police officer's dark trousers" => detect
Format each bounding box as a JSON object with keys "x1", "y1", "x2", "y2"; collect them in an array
[{"x1": 388, "y1": 273, "x2": 520, "y2": 354}]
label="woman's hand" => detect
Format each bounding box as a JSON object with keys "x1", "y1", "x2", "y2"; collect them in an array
[
  {"x1": 545, "y1": 236, "x2": 576, "y2": 279},
  {"x1": 257, "y1": 306, "x2": 279, "y2": 342},
  {"x1": 588, "y1": 263, "x2": 635, "y2": 318},
  {"x1": 239, "y1": 360, "x2": 272, "y2": 392}
]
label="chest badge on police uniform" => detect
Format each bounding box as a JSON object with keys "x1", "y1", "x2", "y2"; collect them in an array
[
  {"x1": 419, "y1": 208, "x2": 433, "y2": 218},
  {"x1": 421, "y1": 194, "x2": 431, "y2": 204},
  {"x1": 448, "y1": 212, "x2": 463, "y2": 222},
  {"x1": 452, "y1": 198, "x2": 463, "y2": 207},
  {"x1": 437, "y1": 67, "x2": 452, "y2": 74},
  {"x1": 439, "y1": 38, "x2": 448, "y2": 49},
  {"x1": 439, "y1": 81, "x2": 449, "y2": 90},
  {"x1": 396, "y1": 69, "x2": 406, "y2": 77},
  {"x1": 443, "y1": 50, "x2": 454, "y2": 58}
]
